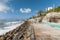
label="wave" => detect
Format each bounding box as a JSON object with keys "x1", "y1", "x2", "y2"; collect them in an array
[{"x1": 0, "y1": 21, "x2": 24, "y2": 35}]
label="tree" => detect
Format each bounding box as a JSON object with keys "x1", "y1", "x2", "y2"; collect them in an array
[
  {"x1": 54, "y1": 6, "x2": 60, "y2": 12},
  {"x1": 37, "y1": 10, "x2": 44, "y2": 16},
  {"x1": 37, "y1": 10, "x2": 45, "y2": 22}
]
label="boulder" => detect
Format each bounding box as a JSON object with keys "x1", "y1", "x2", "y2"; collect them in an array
[{"x1": 42, "y1": 12, "x2": 60, "y2": 23}]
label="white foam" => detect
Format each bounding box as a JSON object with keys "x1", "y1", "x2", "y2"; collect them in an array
[{"x1": 0, "y1": 21, "x2": 24, "y2": 35}]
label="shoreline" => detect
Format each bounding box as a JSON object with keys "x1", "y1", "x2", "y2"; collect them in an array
[
  {"x1": 0, "y1": 21, "x2": 24, "y2": 35},
  {"x1": 0, "y1": 20, "x2": 60, "y2": 40}
]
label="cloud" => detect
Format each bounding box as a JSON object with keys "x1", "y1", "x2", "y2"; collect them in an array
[
  {"x1": 0, "y1": 4, "x2": 9, "y2": 12},
  {"x1": 20, "y1": 8, "x2": 31, "y2": 13},
  {"x1": 0, "y1": 3, "x2": 14, "y2": 13},
  {"x1": 0, "y1": 0, "x2": 11, "y2": 3},
  {"x1": 0, "y1": 0, "x2": 14, "y2": 13}
]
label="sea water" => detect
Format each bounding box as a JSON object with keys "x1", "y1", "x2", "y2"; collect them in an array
[
  {"x1": 41, "y1": 22, "x2": 60, "y2": 29},
  {"x1": 0, "y1": 21, "x2": 24, "y2": 35}
]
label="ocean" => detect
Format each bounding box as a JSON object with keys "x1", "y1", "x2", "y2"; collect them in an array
[
  {"x1": 0, "y1": 21, "x2": 24, "y2": 35},
  {"x1": 41, "y1": 22, "x2": 60, "y2": 29}
]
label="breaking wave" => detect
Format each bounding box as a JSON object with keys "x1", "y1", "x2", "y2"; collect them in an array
[{"x1": 0, "y1": 21, "x2": 24, "y2": 35}]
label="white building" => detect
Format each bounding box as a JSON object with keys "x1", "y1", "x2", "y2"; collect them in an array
[{"x1": 46, "y1": 7, "x2": 53, "y2": 11}]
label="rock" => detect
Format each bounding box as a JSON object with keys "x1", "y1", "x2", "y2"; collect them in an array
[
  {"x1": 28, "y1": 17, "x2": 43, "y2": 23},
  {"x1": 0, "y1": 20, "x2": 60, "y2": 40},
  {"x1": 42, "y1": 12, "x2": 60, "y2": 23},
  {"x1": 0, "y1": 35, "x2": 4, "y2": 40},
  {"x1": 0, "y1": 21, "x2": 31, "y2": 40}
]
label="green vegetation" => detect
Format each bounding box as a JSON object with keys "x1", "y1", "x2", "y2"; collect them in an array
[
  {"x1": 37, "y1": 10, "x2": 44, "y2": 16},
  {"x1": 30, "y1": 6, "x2": 60, "y2": 19},
  {"x1": 29, "y1": 10, "x2": 45, "y2": 19},
  {"x1": 54, "y1": 6, "x2": 60, "y2": 12},
  {"x1": 46, "y1": 6, "x2": 60, "y2": 13}
]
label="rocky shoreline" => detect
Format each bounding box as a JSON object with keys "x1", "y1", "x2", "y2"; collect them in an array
[
  {"x1": 0, "y1": 21, "x2": 32, "y2": 40},
  {"x1": 0, "y1": 20, "x2": 60, "y2": 40},
  {"x1": 0, "y1": 12, "x2": 60, "y2": 40}
]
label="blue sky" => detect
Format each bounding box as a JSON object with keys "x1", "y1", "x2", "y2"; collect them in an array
[{"x1": 0, "y1": 0, "x2": 60, "y2": 20}]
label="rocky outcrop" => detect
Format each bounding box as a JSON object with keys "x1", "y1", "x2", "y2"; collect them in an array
[
  {"x1": 42, "y1": 12, "x2": 60, "y2": 23},
  {"x1": 29, "y1": 17, "x2": 43, "y2": 23},
  {"x1": 0, "y1": 21, "x2": 32, "y2": 40},
  {"x1": 31, "y1": 22, "x2": 60, "y2": 40},
  {"x1": 0, "y1": 20, "x2": 60, "y2": 40}
]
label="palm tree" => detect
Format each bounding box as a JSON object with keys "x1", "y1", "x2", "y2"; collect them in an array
[
  {"x1": 37, "y1": 10, "x2": 44, "y2": 16},
  {"x1": 37, "y1": 10, "x2": 44, "y2": 22}
]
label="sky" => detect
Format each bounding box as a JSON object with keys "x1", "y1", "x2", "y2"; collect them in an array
[{"x1": 0, "y1": 0, "x2": 60, "y2": 20}]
